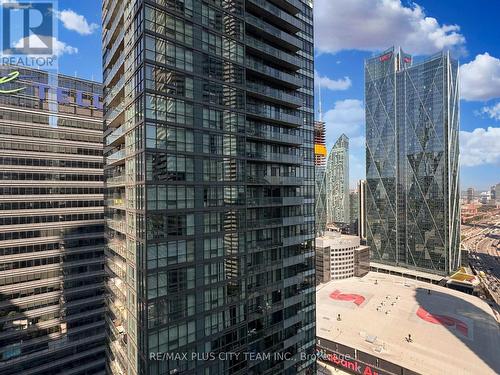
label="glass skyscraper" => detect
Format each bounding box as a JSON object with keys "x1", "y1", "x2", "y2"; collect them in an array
[
  {"x1": 325, "y1": 134, "x2": 349, "y2": 225},
  {"x1": 102, "y1": 1, "x2": 316, "y2": 374},
  {"x1": 365, "y1": 47, "x2": 460, "y2": 275},
  {"x1": 0, "y1": 67, "x2": 105, "y2": 374},
  {"x1": 314, "y1": 120, "x2": 327, "y2": 234}
]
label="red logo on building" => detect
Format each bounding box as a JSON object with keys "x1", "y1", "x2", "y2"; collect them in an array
[
  {"x1": 416, "y1": 306, "x2": 468, "y2": 336},
  {"x1": 379, "y1": 52, "x2": 392, "y2": 62},
  {"x1": 330, "y1": 290, "x2": 365, "y2": 306}
]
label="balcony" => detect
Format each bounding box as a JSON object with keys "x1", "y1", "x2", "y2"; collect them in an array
[
  {"x1": 245, "y1": 14, "x2": 301, "y2": 51},
  {"x1": 246, "y1": 126, "x2": 302, "y2": 145},
  {"x1": 246, "y1": 151, "x2": 303, "y2": 164},
  {"x1": 103, "y1": 1, "x2": 124, "y2": 48},
  {"x1": 106, "y1": 218, "x2": 126, "y2": 234},
  {"x1": 106, "y1": 124, "x2": 125, "y2": 146},
  {"x1": 247, "y1": 217, "x2": 283, "y2": 229},
  {"x1": 104, "y1": 104, "x2": 125, "y2": 127},
  {"x1": 106, "y1": 175, "x2": 125, "y2": 187},
  {"x1": 103, "y1": 28, "x2": 124, "y2": 70},
  {"x1": 247, "y1": 105, "x2": 302, "y2": 126},
  {"x1": 246, "y1": 58, "x2": 302, "y2": 88},
  {"x1": 247, "y1": 196, "x2": 304, "y2": 207},
  {"x1": 107, "y1": 239, "x2": 126, "y2": 258},
  {"x1": 283, "y1": 215, "x2": 305, "y2": 226},
  {"x1": 246, "y1": 0, "x2": 301, "y2": 32},
  {"x1": 283, "y1": 234, "x2": 310, "y2": 246},
  {"x1": 245, "y1": 36, "x2": 300, "y2": 70},
  {"x1": 106, "y1": 149, "x2": 125, "y2": 165},
  {"x1": 104, "y1": 75, "x2": 125, "y2": 106},
  {"x1": 246, "y1": 82, "x2": 302, "y2": 108},
  {"x1": 104, "y1": 53, "x2": 124, "y2": 87},
  {"x1": 246, "y1": 175, "x2": 302, "y2": 186},
  {"x1": 103, "y1": 0, "x2": 123, "y2": 32},
  {"x1": 106, "y1": 197, "x2": 125, "y2": 210}
]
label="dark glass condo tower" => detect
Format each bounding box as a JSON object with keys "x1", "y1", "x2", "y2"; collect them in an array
[
  {"x1": 365, "y1": 47, "x2": 460, "y2": 275},
  {"x1": 102, "y1": 1, "x2": 316, "y2": 374}
]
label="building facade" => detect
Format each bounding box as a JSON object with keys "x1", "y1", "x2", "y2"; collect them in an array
[
  {"x1": 0, "y1": 67, "x2": 105, "y2": 374},
  {"x1": 102, "y1": 1, "x2": 316, "y2": 374},
  {"x1": 325, "y1": 134, "x2": 349, "y2": 225},
  {"x1": 349, "y1": 190, "x2": 359, "y2": 236},
  {"x1": 466, "y1": 187, "x2": 475, "y2": 204},
  {"x1": 315, "y1": 229, "x2": 369, "y2": 284},
  {"x1": 314, "y1": 120, "x2": 327, "y2": 234},
  {"x1": 357, "y1": 180, "x2": 367, "y2": 241},
  {"x1": 365, "y1": 47, "x2": 460, "y2": 275}
]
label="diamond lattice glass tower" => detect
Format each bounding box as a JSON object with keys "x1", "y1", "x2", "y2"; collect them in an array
[
  {"x1": 365, "y1": 47, "x2": 460, "y2": 275},
  {"x1": 325, "y1": 134, "x2": 349, "y2": 225}
]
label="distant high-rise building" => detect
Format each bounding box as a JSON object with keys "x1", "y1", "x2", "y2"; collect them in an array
[
  {"x1": 490, "y1": 185, "x2": 496, "y2": 201},
  {"x1": 496, "y1": 183, "x2": 500, "y2": 204},
  {"x1": 349, "y1": 190, "x2": 359, "y2": 235},
  {"x1": 102, "y1": 1, "x2": 316, "y2": 374},
  {"x1": 358, "y1": 180, "x2": 367, "y2": 241},
  {"x1": 467, "y1": 187, "x2": 475, "y2": 204},
  {"x1": 315, "y1": 120, "x2": 327, "y2": 233},
  {"x1": 365, "y1": 47, "x2": 460, "y2": 275},
  {"x1": 325, "y1": 134, "x2": 349, "y2": 225},
  {"x1": 0, "y1": 66, "x2": 105, "y2": 374}
]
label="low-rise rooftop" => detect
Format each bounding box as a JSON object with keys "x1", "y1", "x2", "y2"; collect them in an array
[{"x1": 316, "y1": 272, "x2": 500, "y2": 375}]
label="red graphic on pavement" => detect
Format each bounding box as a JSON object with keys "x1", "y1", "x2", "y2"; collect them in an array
[
  {"x1": 329, "y1": 290, "x2": 365, "y2": 306},
  {"x1": 416, "y1": 306, "x2": 468, "y2": 336}
]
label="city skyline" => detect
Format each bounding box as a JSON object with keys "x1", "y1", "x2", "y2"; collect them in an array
[{"x1": 28, "y1": 1, "x2": 499, "y2": 191}]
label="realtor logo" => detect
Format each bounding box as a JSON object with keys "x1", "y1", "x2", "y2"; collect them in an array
[{"x1": 1, "y1": 1, "x2": 55, "y2": 56}]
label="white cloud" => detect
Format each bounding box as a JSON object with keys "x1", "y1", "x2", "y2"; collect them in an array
[
  {"x1": 55, "y1": 9, "x2": 98, "y2": 35},
  {"x1": 461, "y1": 53, "x2": 500, "y2": 101},
  {"x1": 14, "y1": 35, "x2": 78, "y2": 56},
  {"x1": 315, "y1": 0, "x2": 466, "y2": 55},
  {"x1": 323, "y1": 100, "x2": 366, "y2": 188},
  {"x1": 315, "y1": 71, "x2": 352, "y2": 91},
  {"x1": 479, "y1": 102, "x2": 500, "y2": 121},
  {"x1": 324, "y1": 99, "x2": 365, "y2": 137},
  {"x1": 460, "y1": 127, "x2": 500, "y2": 167}
]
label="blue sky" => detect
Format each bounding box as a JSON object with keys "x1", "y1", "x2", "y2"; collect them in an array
[{"x1": 29, "y1": 0, "x2": 500, "y2": 191}]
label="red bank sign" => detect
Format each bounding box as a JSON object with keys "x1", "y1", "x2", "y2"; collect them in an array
[
  {"x1": 316, "y1": 349, "x2": 385, "y2": 375},
  {"x1": 329, "y1": 290, "x2": 365, "y2": 306},
  {"x1": 416, "y1": 306, "x2": 469, "y2": 336}
]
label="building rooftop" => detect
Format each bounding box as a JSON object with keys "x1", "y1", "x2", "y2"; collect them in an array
[
  {"x1": 316, "y1": 230, "x2": 360, "y2": 248},
  {"x1": 316, "y1": 272, "x2": 500, "y2": 375}
]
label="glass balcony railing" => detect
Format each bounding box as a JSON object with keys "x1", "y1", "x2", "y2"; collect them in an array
[
  {"x1": 247, "y1": 0, "x2": 301, "y2": 30},
  {"x1": 107, "y1": 149, "x2": 125, "y2": 164},
  {"x1": 106, "y1": 175, "x2": 125, "y2": 186},
  {"x1": 245, "y1": 36, "x2": 301, "y2": 68},
  {"x1": 104, "y1": 53, "x2": 124, "y2": 86},
  {"x1": 104, "y1": 75, "x2": 125, "y2": 106},
  {"x1": 246, "y1": 57, "x2": 302, "y2": 87},
  {"x1": 245, "y1": 126, "x2": 302, "y2": 145},
  {"x1": 245, "y1": 14, "x2": 301, "y2": 50},
  {"x1": 105, "y1": 104, "x2": 125, "y2": 125},
  {"x1": 246, "y1": 151, "x2": 303, "y2": 164},
  {"x1": 106, "y1": 124, "x2": 125, "y2": 145},
  {"x1": 246, "y1": 82, "x2": 302, "y2": 107},
  {"x1": 103, "y1": 28, "x2": 124, "y2": 69},
  {"x1": 247, "y1": 196, "x2": 304, "y2": 206},
  {"x1": 246, "y1": 174, "x2": 302, "y2": 185},
  {"x1": 246, "y1": 104, "x2": 302, "y2": 125}
]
